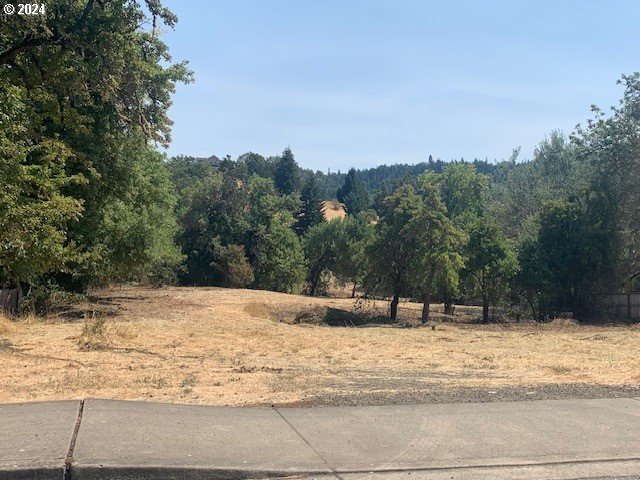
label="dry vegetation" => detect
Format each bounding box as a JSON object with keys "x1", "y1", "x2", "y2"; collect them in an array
[
  {"x1": 0, "y1": 286, "x2": 639, "y2": 406},
  {"x1": 322, "y1": 200, "x2": 347, "y2": 221}
]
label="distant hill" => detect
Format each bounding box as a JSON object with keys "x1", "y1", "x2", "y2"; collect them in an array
[{"x1": 304, "y1": 158, "x2": 501, "y2": 199}]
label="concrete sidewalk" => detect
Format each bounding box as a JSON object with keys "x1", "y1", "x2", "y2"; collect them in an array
[{"x1": 1, "y1": 398, "x2": 639, "y2": 480}]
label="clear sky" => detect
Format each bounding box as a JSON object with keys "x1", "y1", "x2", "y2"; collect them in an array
[{"x1": 161, "y1": 0, "x2": 640, "y2": 171}]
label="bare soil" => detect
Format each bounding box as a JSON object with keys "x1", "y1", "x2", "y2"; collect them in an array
[{"x1": 1, "y1": 286, "x2": 639, "y2": 406}]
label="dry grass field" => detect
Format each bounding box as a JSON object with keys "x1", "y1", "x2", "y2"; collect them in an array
[
  {"x1": 1, "y1": 286, "x2": 639, "y2": 406},
  {"x1": 322, "y1": 200, "x2": 347, "y2": 220}
]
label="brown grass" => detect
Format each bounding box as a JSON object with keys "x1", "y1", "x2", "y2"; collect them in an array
[
  {"x1": 322, "y1": 200, "x2": 346, "y2": 220},
  {"x1": 0, "y1": 286, "x2": 639, "y2": 406}
]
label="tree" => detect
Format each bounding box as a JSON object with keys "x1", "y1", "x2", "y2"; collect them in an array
[
  {"x1": 418, "y1": 165, "x2": 484, "y2": 314},
  {"x1": 344, "y1": 181, "x2": 371, "y2": 215},
  {"x1": 462, "y1": 217, "x2": 517, "y2": 322},
  {"x1": 413, "y1": 177, "x2": 465, "y2": 323},
  {"x1": 166, "y1": 155, "x2": 215, "y2": 215},
  {"x1": 333, "y1": 215, "x2": 375, "y2": 297},
  {"x1": 296, "y1": 176, "x2": 325, "y2": 236},
  {"x1": 247, "y1": 176, "x2": 306, "y2": 293},
  {"x1": 253, "y1": 221, "x2": 305, "y2": 293},
  {"x1": 0, "y1": 85, "x2": 84, "y2": 291},
  {"x1": 336, "y1": 168, "x2": 357, "y2": 202},
  {"x1": 521, "y1": 200, "x2": 616, "y2": 319},
  {"x1": 303, "y1": 221, "x2": 341, "y2": 295},
  {"x1": 274, "y1": 148, "x2": 301, "y2": 195},
  {"x1": 573, "y1": 73, "x2": 640, "y2": 291},
  {"x1": 177, "y1": 167, "x2": 251, "y2": 285},
  {"x1": 364, "y1": 185, "x2": 425, "y2": 320},
  {"x1": 1, "y1": 0, "x2": 192, "y2": 294},
  {"x1": 86, "y1": 139, "x2": 184, "y2": 285},
  {"x1": 489, "y1": 132, "x2": 579, "y2": 240},
  {"x1": 240, "y1": 152, "x2": 276, "y2": 180},
  {"x1": 437, "y1": 164, "x2": 488, "y2": 220}
]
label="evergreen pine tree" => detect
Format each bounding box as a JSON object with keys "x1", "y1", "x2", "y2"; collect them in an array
[
  {"x1": 274, "y1": 147, "x2": 300, "y2": 194},
  {"x1": 296, "y1": 176, "x2": 325, "y2": 235},
  {"x1": 336, "y1": 168, "x2": 357, "y2": 202},
  {"x1": 344, "y1": 182, "x2": 370, "y2": 215}
]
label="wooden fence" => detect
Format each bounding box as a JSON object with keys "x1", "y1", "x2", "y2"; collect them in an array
[{"x1": 598, "y1": 292, "x2": 640, "y2": 319}]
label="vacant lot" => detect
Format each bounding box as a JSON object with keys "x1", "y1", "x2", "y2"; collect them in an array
[{"x1": 0, "y1": 286, "x2": 639, "y2": 406}]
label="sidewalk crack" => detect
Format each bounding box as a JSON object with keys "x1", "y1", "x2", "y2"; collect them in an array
[
  {"x1": 273, "y1": 407, "x2": 344, "y2": 480},
  {"x1": 63, "y1": 399, "x2": 85, "y2": 480}
]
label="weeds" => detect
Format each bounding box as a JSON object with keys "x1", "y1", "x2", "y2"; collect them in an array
[
  {"x1": 77, "y1": 316, "x2": 109, "y2": 350},
  {"x1": 180, "y1": 373, "x2": 197, "y2": 388}
]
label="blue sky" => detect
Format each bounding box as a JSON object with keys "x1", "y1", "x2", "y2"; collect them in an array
[{"x1": 161, "y1": 1, "x2": 640, "y2": 171}]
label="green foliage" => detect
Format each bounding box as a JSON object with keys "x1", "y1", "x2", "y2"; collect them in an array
[
  {"x1": 296, "y1": 176, "x2": 325, "y2": 236},
  {"x1": 336, "y1": 168, "x2": 357, "y2": 202},
  {"x1": 343, "y1": 181, "x2": 371, "y2": 215},
  {"x1": 3, "y1": 1, "x2": 637, "y2": 326},
  {"x1": 437, "y1": 164, "x2": 488, "y2": 220},
  {"x1": 364, "y1": 185, "x2": 428, "y2": 319},
  {"x1": 177, "y1": 169, "x2": 249, "y2": 285},
  {"x1": 166, "y1": 155, "x2": 215, "y2": 215},
  {"x1": 462, "y1": 216, "x2": 517, "y2": 322},
  {"x1": 303, "y1": 220, "x2": 342, "y2": 295},
  {"x1": 211, "y1": 244, "x2": 254, "y2": 288},
  {"x1": 0, "y1": 84, "x2": 84, "y2": 286},
  {"x1": 412, "y1": 175, "x2": 466, "y2": 321},
  {"x1": 241, "y1": 152, "x2": 276, "y2": 180},
  {"x1": 274, "y1": 148, "x2": 301, "y2": 195},
  {"x1": 336, "y1": 168, "x2": 371, "y2": 215},
  {"x1": 516, "y1": 200, "x2": 617, "y2": 319},
  {"x1": 174, "y1": 169, "x2": 305, "y2": 293},
  {"x1": 89, "y1": 141, "x2": 183, "y2": 285},
  {"x1": 333, "y1": 215, "x2": 375, "y2": 296},
  {"x1": 573, "y1": 74, "x2": 640, "y2": 284},
  {"x1": 489, "y1": 132, "x2": 580, "y2": 239},
  {"x1": 1, "y1": 0, "x2": 192, "y2": 294},
  {"x1": 253, "y1": 221, "x2": 305, "y2": 293}
]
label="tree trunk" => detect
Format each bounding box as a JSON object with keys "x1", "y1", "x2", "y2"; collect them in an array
[
  {"x1": 523, "y1": 294, "x2": 538, "y2": 322},
  {"x1": 351, "y1": 282, "x2": 357, "y2": 298},
  {"x1": 481, "y1": 267, "x2": 489, "y2": 323},
  {"x1": 444, "y1": 300, "x2": 454, "y2": 315},
  {"x1": 482, "y1": 297, "x2": 489, "y2": 323},
  {"x1": 308, "y1": 270, "x2": 319, "y2": 296},
  {"x1": 443, "y1": 287, "x2": 455, "y2": 314},
  {"x1": 307, "y1": 260, "x2": 325, "y2": 296},
  {"x1": 421, "y1": 291, "x2": 431, "y2": 324},
  {"x1": 0, "y1": 281, "x2": 22, "y2": 316},
  {"x1": 390, "y1": 293, "x2": 400, "y2": 320}
]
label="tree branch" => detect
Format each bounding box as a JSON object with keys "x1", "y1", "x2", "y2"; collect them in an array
[{"x1": 0, "y1": 36, "x2": 61, "y2": 65}]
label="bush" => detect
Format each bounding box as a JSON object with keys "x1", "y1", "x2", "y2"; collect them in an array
[{"x1": 211, "y1": 244, "x2": 254, "y2": 288}]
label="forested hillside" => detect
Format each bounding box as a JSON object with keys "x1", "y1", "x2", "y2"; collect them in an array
[{"x1": 177, "y1": 154, "x2": 500, "y2": 200}]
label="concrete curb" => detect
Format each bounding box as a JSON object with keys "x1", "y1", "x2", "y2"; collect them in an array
[{"x1": 63, "y1": 459, "x2": 640, "y2": 480}]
